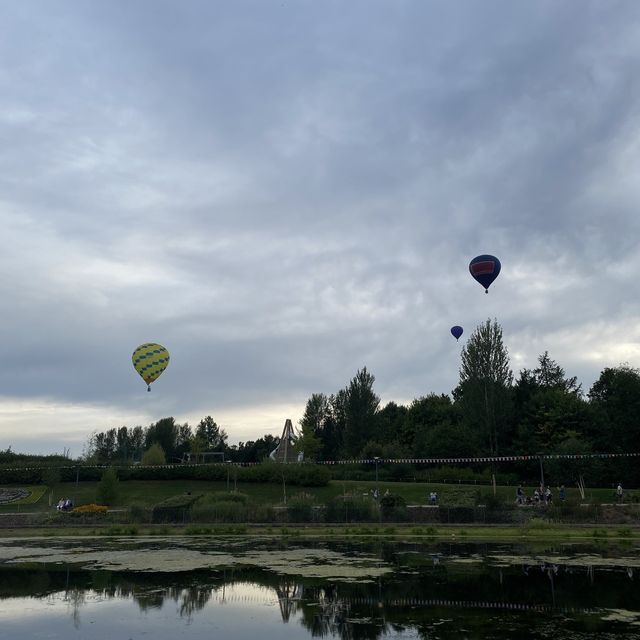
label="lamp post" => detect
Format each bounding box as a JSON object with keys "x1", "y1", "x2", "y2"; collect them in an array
[
  {"x1": 74, "y1": 466, "x2": 79, "y2": 505},
  {"x1": 538, "y1": 454, "x2": 545, "y2": 491},
  {"x1": 374, "y1": 457, "x2": 380, "y2": 499}
]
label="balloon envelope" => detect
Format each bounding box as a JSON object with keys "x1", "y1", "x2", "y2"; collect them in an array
[
  {"x1": 469, "y1": 254, "x2": 501, "y2": 292},
  {"x1": 451, "y1": 326, "x2": 463, "y2": 341},
  {"x1": 132, "y1": 343, "x2": 170, "y2": 391}
]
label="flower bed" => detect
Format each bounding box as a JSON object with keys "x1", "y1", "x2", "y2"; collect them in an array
[
  {"x1": 73, "y1": 503, "x2": 108, "y2": 514},
  {"x1": 0, "y1": 486, "x2": 47, "y2": 505}
]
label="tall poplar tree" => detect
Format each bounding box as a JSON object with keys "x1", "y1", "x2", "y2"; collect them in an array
[
  {"x1": 343, "y1": 367, "x2": 380, "y2": 457},
  {"x1": 455, "y1": 319, "x2": 513, "y2": 457}
]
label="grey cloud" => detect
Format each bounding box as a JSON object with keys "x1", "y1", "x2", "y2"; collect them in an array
[{"x1": 0, "y1": 1, "x2": 638, "y2": 454}]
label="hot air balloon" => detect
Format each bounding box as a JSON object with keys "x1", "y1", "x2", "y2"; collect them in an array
[
  {"x1": 132, "y1": 343, "x2": 170, "y2": 391},
  {"x1": 451, "y1": 326, "x2": 463, "y2": 341},
  {"x1": 469, "y1": 254, "x2": 501, "y2": 293}
]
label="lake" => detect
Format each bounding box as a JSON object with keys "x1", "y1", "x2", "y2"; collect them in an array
[{"x1": 0, "y1": 535, "x2": 638, "y2": 638}]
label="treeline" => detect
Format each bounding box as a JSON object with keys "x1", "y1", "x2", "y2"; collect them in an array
[
  {"x1": 296, "y1": 319, "x2": 640, "y2": 486},
  {"x1": 84, "y1": 415, "x2": 278, "y2": 466}
]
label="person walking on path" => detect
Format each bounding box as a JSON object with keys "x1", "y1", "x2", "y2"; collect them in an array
[{"x1": 617, "y1": 483, "x2": 624, "y2": 503}]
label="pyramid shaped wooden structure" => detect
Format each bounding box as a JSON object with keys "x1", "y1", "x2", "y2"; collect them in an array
[{"x1": 269, "y1": 419, "x2": 298, "y2": 463}]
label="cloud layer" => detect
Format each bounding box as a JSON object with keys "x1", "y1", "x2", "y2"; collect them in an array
[{"x1": 1, "y1": 1, "x2": 639, "y2": 454}]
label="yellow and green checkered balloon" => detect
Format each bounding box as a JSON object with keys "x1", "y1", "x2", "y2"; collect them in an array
[{"x1": 132, "y1": 343, "x2": 170, "y2": 391}]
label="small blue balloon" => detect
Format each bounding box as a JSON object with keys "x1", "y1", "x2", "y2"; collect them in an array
[
  {"x1": 451, "y1": 326, "x2": 463, "y2": 341},
  {"x1": 469, "y1": 254, "x2": 501, "y2": 293}
]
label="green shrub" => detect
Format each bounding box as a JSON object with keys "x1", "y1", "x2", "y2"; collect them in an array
[
  {"x1": 380, "y1": 493, "x2": 407, "y2": 521},
  {"x1": 475, "y1": 491, "x2": 502, "y2": 510},
  {"x1": 0, "y1": 461, "x2": 331, "y2": 486},
  {"x1": 287, "y1": 493, "x2": 315, "y2": 522},
  {"x1": 199, "y1": 491, "x2": 249, "y2": 505},
  {"x1": 191, "y1": 500, "x2": 247, "y2": 523},
  {"x1": 524, "y1": 517, "x2": 552, "y2": 531},
  {"x1": 152, "y1": 493, "x2": 201, "y2": 523},
  {"x1": 96, "y1": 468, "x2": 119, "y2": 506},
  {"x1": 326, "y1": 496, "x2": 379, "y2": 523},
  {"x1": 129, "y1": 503, "x2": 151, "y2": 524},
  {"x1": 142, "y1": 443, "x2": 166, "y2": 466}
]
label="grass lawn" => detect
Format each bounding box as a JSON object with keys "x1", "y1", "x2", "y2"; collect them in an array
[{"x1": 0, "y1": 479, "x2": 629, "y2": 513}]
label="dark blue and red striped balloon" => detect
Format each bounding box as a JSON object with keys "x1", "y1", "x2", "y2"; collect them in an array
[
  {"x1": 451, "y1": 326, "x2": 463, "y2": 341},
  {"x1": 469, "y1": 254, "x2": 501, "y2": 293}
]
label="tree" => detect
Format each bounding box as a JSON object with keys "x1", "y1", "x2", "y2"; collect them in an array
[
  {"x1": 42, "y1": 467, "x2": 61, "y2": 507},
  {"x1": 454, "y1": 319, "x2": 513, "y2": 456},
  {"x1": 195, "y1": 416, "x2": 228, "y2": 451},
  {"x1": 300, "y1": 393, "x2": 331, "y2": 433},
  {"x1": 142, "y1": 443, "x2": 166, "y2": 465},
  {"x1": 92, "y1": 428, "x2": 117, "y2": 463},
  {"x1": 588, "y1": 364, "x2": 640, "y2": 485},
  {"x1": 343, "y1": 367, "x2": 380, "y2": 457},
  {"x1": 115, "y1": 426, "x2": 131, "y2": 462},
  {"x1": 418, "y1": 422, "x2": 481, "y2": 458},
  {"x1": 231, "y1": 435, "x2": 278, "y2": 463},
  {"x1": 96, "y1": 467, "x2": 119, "y2": 506},
  {"x1": 175, "y1": 422, "x2": 193, "y2": 459},
  {"x1": 129, "y1": 426, "x2": 145, "y2": 462},
  {"x1": 298, "y1": 393, "x2": 332, "y2": 461},
  {"x1": 512, "y1": 353, "x2": 588, "y2": 452},
  {"x1": 145, "y1": 417, "x2": 178, "y2": 461},
  {"x1": 533, "y1": 351, "x2": 581, "y2": 393},
  {"x1": 402, "y1": 394, "x2": 459, "y2": 455},
  {"x1": 295, "y1": 426, "x2": 323, "y2": 461},
  {"x1": 323, "y1": 391, "x2": 347, "y2": 460},
  {"x1": 374, "y1": 401, "x2": 408, "y2": 448},
  {"x1": 545, "y1": 431, "x2": 593, "y2": 487}
]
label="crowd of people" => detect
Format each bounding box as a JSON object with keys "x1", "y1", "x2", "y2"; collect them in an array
[
  {"x1": 515, "y1": 484, "x2": 563, "y2": 506},
  {"x1": 516, "y1": 483, "x2": 625, "y2": 505}
]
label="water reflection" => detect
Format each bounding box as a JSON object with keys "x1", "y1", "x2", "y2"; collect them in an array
[{"x1": 0, "y1": 540, "x2": 639, "y2": 639}]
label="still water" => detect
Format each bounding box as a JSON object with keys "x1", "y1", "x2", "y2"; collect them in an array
[{"x1": 0, "y1": 536, "x2": 638, "y2": 639}]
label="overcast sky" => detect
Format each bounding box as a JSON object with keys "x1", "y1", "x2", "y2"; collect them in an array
[{"x1": 1, "y1": 1, "x2": 639, "y2": 456}]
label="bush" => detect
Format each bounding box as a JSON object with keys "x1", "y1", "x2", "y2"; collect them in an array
[
  {"x1": 129, "y1": 503, "x2": 151, "y2": 524},
  {"x1": 152, "y1": 493, "x2": 202, "y2": 523},
  {"x1": 200, "y1": 491, "x2": 249, "y2": 505},
  {"x1": 380, "y1": 493, "x2": 407, "y2": 521},
  {"x1": 142, "y1": 443, "x2": 166, "y2": 466},
  {"x1": 287, "y1": 493, "x2": 315, "y2": 522},
  {"x1": 96, "y1": 468, "x2": 119, "y2": 506},
  {"x1": 191, "y1": 501, "x2": 247, "y2": 523},
  {"x1": 325, "y1": 496, "x2": 379, "y2": 523},
  {"x1": 0, "y1": 461, "x2": 331, "y2": 486},
  {"x1": 475, "y1": 491, "x2": 502, "y2": 510}
]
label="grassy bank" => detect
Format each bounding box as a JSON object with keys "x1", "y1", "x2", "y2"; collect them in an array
[
  {"x1": 0, "y1": 522, "x2": 638, "y2": 541},
  {"x1": 1, "y1": 479, "x2": 629, "y2": 513}
]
